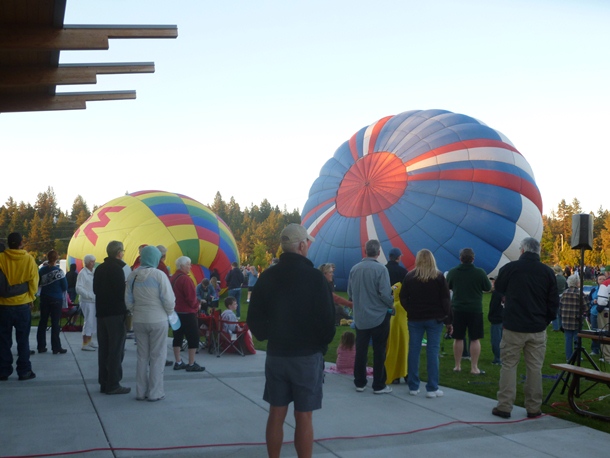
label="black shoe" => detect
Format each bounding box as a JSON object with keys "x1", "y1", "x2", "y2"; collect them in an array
[
  {"x1": 165, "y1": 360, "x2": 173, "y2": 367},
  {"x1": 527, "y1": 411, "x2": 542, "y2": 418},
  {"x1": 18, "y1": 371, "x2": 36, "y2": 381},
  {"x1": 185, "y1": 362, "x2": 205, "y2": 372},
  {"x1": 53, "y1": 349, "x2": 67, "y2": 354},
  {"x1": 492, "y1": 407, "x2": 511, "y2": 419},
  {"x1": 106, "y1": 386, "x2": 131, "y2": 395},
  {"x1": 30, "y1": 350, "x2": 35, "y2": 355},
  {"x1": 38, "y1": 348, "x2": 47, "y2": 353},
  {"x1": 0, "y1": 375, "x2": 8, "y2": 381}
]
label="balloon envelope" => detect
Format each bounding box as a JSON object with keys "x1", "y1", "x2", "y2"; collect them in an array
[
  {"x1": 301, "y1": 109, "x2": 543, "y2": 291},
  {"x1": 67, "y1": 190, "x2": 239, "y2": 286}
]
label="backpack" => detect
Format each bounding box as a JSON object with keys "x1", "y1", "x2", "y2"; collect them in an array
[{"x1": 0, "y1": 268, "x2": 28, "y2": 298}]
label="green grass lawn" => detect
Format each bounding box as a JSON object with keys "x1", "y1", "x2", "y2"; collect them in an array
[{"x1": 237, "y1": 290, "x2": 610, "y2": 435}]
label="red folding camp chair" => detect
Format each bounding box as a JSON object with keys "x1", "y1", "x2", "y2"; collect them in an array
[
  {"x1": 215, "y1": 315, "x2": 255, "y2": 357},
  {"x1": 61, "y1": 304, "x2": 82, "y2": 332},
  {"x1": 198, "y1": 309, "x2": 220, "y2": 354}
]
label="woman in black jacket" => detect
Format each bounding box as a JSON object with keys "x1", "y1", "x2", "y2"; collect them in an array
[{"x1": 399, "y1": 249, "x2": 452, "y2": 399}]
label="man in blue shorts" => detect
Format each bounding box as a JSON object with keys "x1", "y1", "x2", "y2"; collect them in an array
[{"x1": 248, "y1": 224, "x2": 335, "y2": 458}]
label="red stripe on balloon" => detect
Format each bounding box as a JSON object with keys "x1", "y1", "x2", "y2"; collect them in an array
[
  {"x1": 195, "y1": 226, "x2": 219, "y2": 245},
  {"x1": 308, "y1": 206, "x2": 336, "y2": 239},
  {"x1": 158, "y1": 214, "x2": 193, "y2": 227},
  {"x1": 404, "y1": 139, "x2": 520, "y2": 167},
  {"x1": 368, "y1": 116, "x2": 393, "y2": 153},
  {"x1": 301, "y1": 196, "x2": 336, "y2": 226},
  {"x1": 377, "y1": 212, "x2": 416, "y2": 271},
  {"x1": 410, "y1": 169, "x2": 542, "y2": 213},
  {"x1": 83, "y1": 206, "x2": 126, "y2": 246}
]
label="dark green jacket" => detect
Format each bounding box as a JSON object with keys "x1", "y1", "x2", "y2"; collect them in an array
[{"x1": 446, "y1": 263, "x2": 492, "y2": 313}]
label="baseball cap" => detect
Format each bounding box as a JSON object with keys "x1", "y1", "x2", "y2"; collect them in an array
[
  {"x1": 280, "y1": 224, "x2": 315, "y2": 245},
  {"x1": 389, "y1": 247, "x2": 402, "y2": 258}
]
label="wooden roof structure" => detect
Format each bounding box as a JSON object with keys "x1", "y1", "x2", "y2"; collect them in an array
[{"x1": 0, "y1": 0, "x2": 177, "y2": 113}]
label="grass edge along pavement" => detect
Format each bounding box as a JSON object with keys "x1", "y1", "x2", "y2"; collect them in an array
[{"x1": 239, "y1": 290, "x2": 610, "y2": 435}]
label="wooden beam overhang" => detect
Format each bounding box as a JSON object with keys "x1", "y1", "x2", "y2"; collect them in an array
[
  {"x1": 0, "y1": 90, "x2": 136, "y2": 113},
  {"x1": 0, "y1": 0, "x2": 177, "y2": 113},
  {"x1": 0, "y1": 25, "x2": 178, "y2": 51},
  {"x1": 0, "y1": 63, "x2": 155, "y2": 89}
]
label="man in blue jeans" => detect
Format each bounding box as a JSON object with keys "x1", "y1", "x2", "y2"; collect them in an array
[
  {"x1": 348, "y1": 239, "x2": 394, "y2": 394},
  {"x1": 0, "y1": 233, "x2": 39, "y2": 381}
]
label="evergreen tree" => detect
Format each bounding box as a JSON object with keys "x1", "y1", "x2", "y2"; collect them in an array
[{"x1": 70, "y1": 195, "x2": 90, "y2": 222}]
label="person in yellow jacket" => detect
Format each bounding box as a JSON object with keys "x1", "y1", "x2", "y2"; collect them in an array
[
  {"x1": 0, "y1": 233, "x2": 39, "y2": 381},
  {"x1": 385, "y1": 282, "x2": 409, "y2": 385}
]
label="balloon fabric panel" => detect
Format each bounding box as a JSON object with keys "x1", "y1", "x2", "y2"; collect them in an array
[
  {"x1": 302, "y1": 109, "x2": 543, "y2": 290},
  {"x1": 68, "y1": 191, "x2": 239, "y2": 288}
]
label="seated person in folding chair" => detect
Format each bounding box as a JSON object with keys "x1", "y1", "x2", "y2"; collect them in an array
[
  {"x1": 196, "y1": 278, "x2": 215, "y2": 315},
  {"x1": 220, "y1": 296, "x2": 255, "y2": 355}
]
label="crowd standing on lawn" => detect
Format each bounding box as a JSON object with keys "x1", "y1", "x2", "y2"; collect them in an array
[
  {"x1": 76, "y1": 254, "x2": 97, "y2": 351},
  {"x1": 399, "y1": 249, "x2": 452, "y2": 398},
  {"x1": 93, "y1": 240, "x2": 131, "y2": 395},
  {"x1": 0, "y1": 232, "x2": 38, "y2": 381},
  {"x1": 4, "y1": 226, "x2": 602, "y2": 433},
  {"x1": 491, "y1": 237, "x2": 559, "y2": 419},
  {"x1": 348, "y1": 239, "x2": 394, "y2": 395},
  {"x1": 125, "y1": 245, "x2": 175, "y2": 402},
  {"x1": 594, "y1": 266, "x2": 610, "y2": 362},
  {"x1": 446, "y1": 248, "x2": 492, "y2": 375},
  {"x1": 37, "y1": 249, "x2": 68, "y2": 355},
  {"x1": 247, "y1": 223, "x2": 335, "y2": 458}
]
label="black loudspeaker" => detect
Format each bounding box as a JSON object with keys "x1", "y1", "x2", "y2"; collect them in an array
[{"x1": 571, "y1": 213, "x2": 593, "y2": 250}]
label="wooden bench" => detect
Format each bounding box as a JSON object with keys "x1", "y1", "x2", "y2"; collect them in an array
[{"x1": 550, "y1": 363, "x2": 610, "y2": 421}]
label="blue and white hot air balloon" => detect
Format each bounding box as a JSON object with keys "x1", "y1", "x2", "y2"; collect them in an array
[{"x1": 301, "y1": 109, "x2": 543, "y2": 291}]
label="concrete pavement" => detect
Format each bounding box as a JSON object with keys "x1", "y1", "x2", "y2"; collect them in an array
[{"x1": 0, "y1": 329, "x2": 608, "y2": 457}]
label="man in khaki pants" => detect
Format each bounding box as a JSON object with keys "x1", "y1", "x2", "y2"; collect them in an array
[
  {"x1": 492, "y1": 237, "x2": 559, "y2": 419},
  {"x1": 594, "y1": 266, "x2": 610, "y2": 362}
]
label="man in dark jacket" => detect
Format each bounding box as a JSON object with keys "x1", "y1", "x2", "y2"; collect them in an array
[
  {"x1": 225, "y1": 261, "x2": 244, "y2": 318},
  {"x1": 385, "y1": 247, "x2": 408, "y2": 286},
  {"x1": 492, "y1": 237, "x2": 559, "y2": 419},
  {"x1": 93, "y1": 240, "x2": 130, "y2": 395},
  {"x1": 248, "y1": 224, "x2": 335, "y2": 458}
]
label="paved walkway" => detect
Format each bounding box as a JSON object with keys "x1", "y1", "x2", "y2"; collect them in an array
[{"x1": 0, "y1": 329, "x2": 608, "y2": 457}]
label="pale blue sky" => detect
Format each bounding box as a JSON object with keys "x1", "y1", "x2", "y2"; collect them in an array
[{"x1": 1, "y1": 0, "x2": 608, "y2": 217}]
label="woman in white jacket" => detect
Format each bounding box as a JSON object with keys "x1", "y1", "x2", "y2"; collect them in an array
[
  {"x1": 125, "y1": 246, "x2": 175, "y2": 402},
  {"x1": 75, "y1": 254, "x2": 97, "y2": 351}
]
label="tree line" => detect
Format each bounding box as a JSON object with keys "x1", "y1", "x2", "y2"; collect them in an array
[
  {"x1": 2, "y1": 188, "x2": 610, "y2": 269},
  {"x1": 0, "y1": 188, "x2": 301, "y2": 267}
]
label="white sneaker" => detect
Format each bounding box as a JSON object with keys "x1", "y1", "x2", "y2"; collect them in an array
[
  {"x1": 88, "y1": 341, "x2": 98, "y2": 348},
  {"x1": 81, "y1": 345, "x2": 95, "y2": 352},
  {"x1": 373, "y1": 386, "x2": 393, "y2": 394},
  {"x1": 355, "y1": 386, "x2": 365, "y2": 392},
  {"x1": 426, "y1": 390, "x2": 444, "y2": 398},
  {"x1": 409, "y1": 389, "x2": 420, "y2": 396}
]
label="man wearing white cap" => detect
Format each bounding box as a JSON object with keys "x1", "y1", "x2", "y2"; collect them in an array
[{"x1": 248, "y1": 223, "x2": 335, "y2": 458}]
